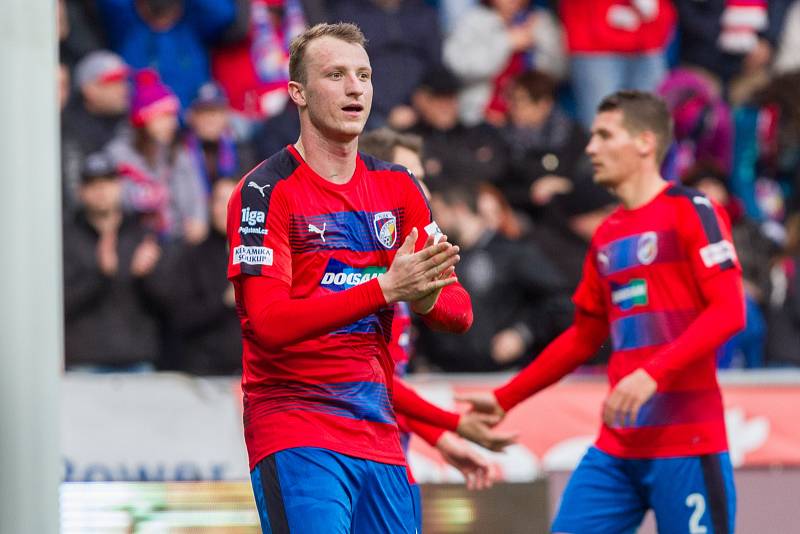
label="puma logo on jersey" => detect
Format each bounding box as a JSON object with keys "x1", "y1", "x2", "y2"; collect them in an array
[
  {"x1": 248, "y1": 181, "x2": 270, "y2": 197},
  {"x1": 308, "y1": 222, "x2": 327, "y2": 242},
  {"x1": 693, "y1": 196, "x2": 713, "y2": 208}
]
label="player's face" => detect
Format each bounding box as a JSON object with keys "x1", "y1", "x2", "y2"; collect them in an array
[
  {"x1": 296, "y1": 37, "x2": 373, "y2": 142},
  {"x1": 586, "y1": 110, "x2": 642, "y2": 188},
  {"x1": 80, "y1": 178, "x2": 122, "y2": 213},
  {"x1": 144, "y1": 112, "x2": 179, "y2": 145}
]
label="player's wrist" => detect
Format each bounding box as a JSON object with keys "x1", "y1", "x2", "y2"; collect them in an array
[
  {"x1": 492, "y1": 387, "x2": 514, "y2": 414},
  {"x1": 377, "y1": 273, "x2": 399, "y2": 304}
]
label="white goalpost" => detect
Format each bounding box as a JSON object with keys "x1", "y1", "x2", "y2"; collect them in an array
[{"x1": 0, "y1": 1, "x2": 62, "y2": 532}]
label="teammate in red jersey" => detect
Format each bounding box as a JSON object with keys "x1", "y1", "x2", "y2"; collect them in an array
[
  {"x1": 227, "y1": 23, "x2": 483, "y2": 533},
  {"x1": 460, "y1": 91, "x2": 745, "y2": 534}
]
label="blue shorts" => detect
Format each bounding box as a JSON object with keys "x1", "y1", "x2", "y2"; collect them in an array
[
  {"x1": 250, "y1": 447, "x2": 418, "y2": 533},
  {"x1": 552, "y1": 447, "x2": 736, "y2": 534}
]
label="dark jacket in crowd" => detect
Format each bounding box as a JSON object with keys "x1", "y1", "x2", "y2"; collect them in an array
[
  {"x1": 61, "y1": 99, "x2": 127, "y2": 209},
  {"x1": 674, "y1": 0, "x2": 792, "y2": 83},
  {"x1": 766, "y1": 255, "x2": 800, "y2": 366},
  {"x1": 166, "y1": 230, "x2": 242, "y2": 375},
  {"x1": 63, "y1": 212, "x2": 171, "y2": 368},
  {"x1": 407, "y1": 122, "x2": 510, "y2": 191},
  {"x1": 254, "y1": 102, "x2": 300, "y2": 161},
  {"x1": 331, "y1": 0, "x2": 442, "y2": 126},
  {"x1": 416, "y1": 231, "x2": 572, "y2": 372},
  {"x1": 501, "y1": 109, "x2": 593, "y2": 217}
]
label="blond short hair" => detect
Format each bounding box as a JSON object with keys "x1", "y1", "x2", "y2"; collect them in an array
[{"x1": 289, "y1": 23, "x2": 367, "y2": 85}]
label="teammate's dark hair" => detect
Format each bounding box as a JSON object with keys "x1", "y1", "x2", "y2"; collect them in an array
[
  {"x1": 359, "y1": 128, "x2": 423, "y2": 162},
  {"x1": 435, "y1": 182, "x2": 479, "y2": 214},
  {"x1": 597, "y1": 90, "x2": 674, "y2": 164},
  {"x1": 289, "y1": 23, "x2": 367, "y2": 85}
]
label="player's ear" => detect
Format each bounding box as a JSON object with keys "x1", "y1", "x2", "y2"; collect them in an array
[
  {"x1": 636, "y1": 130, "x2": 657, "y2": 159},
  {"x1": 288, "y1": 81, "x2": 307, "y2": 108}
]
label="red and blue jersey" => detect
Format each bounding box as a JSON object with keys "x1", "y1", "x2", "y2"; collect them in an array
[
  {"x1": 574, "y1": 184, "x2": 741, "y2": 458},
  {"x1": 227, "y1": 145, "x2": 433, "y2": 469}
]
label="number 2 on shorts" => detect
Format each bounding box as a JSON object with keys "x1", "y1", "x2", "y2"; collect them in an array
[{"x1": 685, "y1": 493, "x2": 708, "y2": 534}]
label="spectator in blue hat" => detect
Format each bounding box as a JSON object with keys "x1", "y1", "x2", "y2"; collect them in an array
[{"x1": 184, "y1": 81, "x2": 256, "y2": 191}]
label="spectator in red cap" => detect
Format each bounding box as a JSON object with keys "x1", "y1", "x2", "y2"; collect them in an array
[
  {"x1": 62, "y1": 50, "x2": 131, "y2": 211},
  {"x1": 106, "y1": 68, "x2": 209, "y2": 243}
]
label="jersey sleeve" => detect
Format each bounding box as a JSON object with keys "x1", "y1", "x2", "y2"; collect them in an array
[
  {"x1": 572, "y1": 240, "x2": 607, "y2": 318},
  {"x1": 679, "y1": 197, "x2": 742, "y2": 284},
  {"x1": 226, "y1": 171, "x2": 292, "y2": 285},
  {"x1": 400, "y1": 170, "x2": 439, "y2": 253}
]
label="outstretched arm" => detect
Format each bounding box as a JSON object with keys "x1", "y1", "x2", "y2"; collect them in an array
[
  {"x1": 393, "y1": 378, "x2": 516, "y2": 452},
  {"x1": 407, "y1": 419, "x2": 495, "y2": 491},
  {"x1": 457, "y1": 309, "x2": 608, "y2": 418}
]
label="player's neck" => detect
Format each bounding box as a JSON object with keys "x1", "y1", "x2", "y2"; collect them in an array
[
  {"x1": 613, "y1": 171, "x2": 667, "y2": 210},
  {"x1": 295, "y1": 129, "x2": 358, "y2": 185}
]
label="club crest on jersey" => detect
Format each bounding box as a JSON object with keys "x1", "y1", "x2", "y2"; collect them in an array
[
  {"x1": 373, "y1": 211, "x2": 398, "y2": 249},
  {"x1": 637, "y1": 232, "x2": 658, "y2": 265}
]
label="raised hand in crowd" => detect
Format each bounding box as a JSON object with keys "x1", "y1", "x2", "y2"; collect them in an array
[
  {"x1": 491, "y1": 328, "x2": 527, "y2": 365},
  {"x1": 130, "y1": 234, "x2": 161, "y2": 278},
  {"x1": 96, "y1": 228, "x2": 119, "y2": 277}
]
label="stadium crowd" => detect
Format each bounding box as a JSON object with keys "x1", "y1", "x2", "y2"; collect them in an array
[{"x1": 60, "y1": 0, "x2": 800, "y2": 374}]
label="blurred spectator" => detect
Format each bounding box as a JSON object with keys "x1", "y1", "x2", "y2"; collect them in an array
[
  {"x1": 404, "y1": 66, "x2": 510, "y2": 192},
  {"x1": 500, "y1": 70, "x2": 592, "y2": 220},
  {"x1": 416, "y1": 182, "x2": 572, "y2": 372},
  {"x1": 684, "y1": 164, "x2": 776, "y2": 368},
  {"x1": 97, "y1": 0, "x2": 236, "y2": 107},
  {"x1": 477, "y1": 182, "x2": 524, "y2": 240},
  {"x1": 359, "y1": 128, "x2": 427, "y2": 373},
  {"x1": 185, "y1": 81, "x2": 256, "y2": 189},
  {"x1": 533, "y1": 178, "x2": 618, "y2": 291},
  {"x1": 731, "y1": 71, "x2": 800, "y2": 227},
  {"x1": 62, "y1": 50, "x2": 130, "y2": 209},
  {"x1": 359, "y1": 128, "x2": 427, "y2": 190},
  {"x1": 673, "y1": 0, "x2": 792, "y2": 92},
  {"x1": 766, "y1": 213, "x2": 800, "y2": 366},
  {"x1": 560, "y1": 0, "x2": 675, "y2": 128},
  {"x1": 64, "y1": 153, "x2": 173, "y2": 371},
  {"x1": 330, "y1": 0, "x2": 443, "y2": 128},
  {"x1": 443, "y1": 0, "x2": 565, "y2": 126},
  {"x1": 774, "y1": 0, "x2": 800, "y2": 74},
  {"x1": 657, "y1": 68, "x2": 733, "y2": 181},
  {"x1": 58, "y1": 61, "x2": 71, "y2": 113},
  {"x1": 253, "y1": 100, "x2": 299, "y2": 160},
  {"x1": 59, "y1": 0, "x2": 105, "y2": 68},
  {"x1": 165, "y1": 178, "x2": 242, "y2": 375},
  {"x1": 106, "y1": 69, "x2": 208, "y2": 243},
  {"x1": 211, "y1": 0, "x2": 307, "y2": 121}
]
